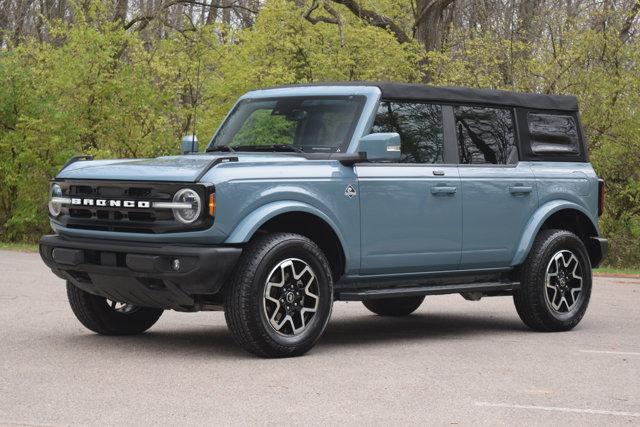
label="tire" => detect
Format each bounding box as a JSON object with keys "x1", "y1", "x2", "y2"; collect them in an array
[
  {"x1": 66, "y1": 282, "x2": 163, "y2": 335},
  {"x1": 362, "y1": 296, "x2": 425, "y2": 316},
  {"x1": 513, "y1": 229, "x2": 592, "y2": 332},
  {"x1": 223, "y1": 232, "x2": 333, "y2": 358}
]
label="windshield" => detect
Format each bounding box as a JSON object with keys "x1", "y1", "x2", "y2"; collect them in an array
[{"x1": 208, "y1": 96, "x2": 366, "y2": 153}]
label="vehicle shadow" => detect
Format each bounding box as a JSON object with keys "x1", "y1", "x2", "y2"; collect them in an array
[
  {"x1": 60, "y1": 310, "x2": 528, "y2": 359},
  {"x1": 319, "y1": 312, "x2": 527, "y2": 349}
]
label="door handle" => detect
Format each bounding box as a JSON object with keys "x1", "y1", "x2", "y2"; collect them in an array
[
  {"x1": 509, "y1": 185, "x2": 533, "y2": 195},
  {"x1": 431, "y1": 186, "x2": 457, "y2": 195}
]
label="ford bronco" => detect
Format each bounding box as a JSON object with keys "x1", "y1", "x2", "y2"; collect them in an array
[{"x1": 40, "y1": 83, "x2": 608, "y2": 357}]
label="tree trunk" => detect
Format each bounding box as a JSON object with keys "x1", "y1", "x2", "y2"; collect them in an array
[
  {"x1": 114, "y1": 0, "x2": 128, "y2": 24},
  {"x1": 414, "y1": 0, "x2": 455, "y2": 52}
]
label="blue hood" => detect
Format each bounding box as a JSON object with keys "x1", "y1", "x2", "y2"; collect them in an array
[{"x1": 56, "y1": 153, "x2": 302, "y2": 182}]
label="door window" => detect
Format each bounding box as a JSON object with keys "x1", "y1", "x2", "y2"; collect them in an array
[
  {"x1": 372, "y1": 101, "x2": 444, "y2": 163},
  {"x1": 454, "y1": 106, "x2": 516, "y2": 164}
]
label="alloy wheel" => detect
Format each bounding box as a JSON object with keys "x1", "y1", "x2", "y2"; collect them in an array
[
  {"x1": 262, "y1": 258, "x2": 320, "y2": 336},
  {"x1": 544, "y1": 250, "x2": 584, "y2": 313}
]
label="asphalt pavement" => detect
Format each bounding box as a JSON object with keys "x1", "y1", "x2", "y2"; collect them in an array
[{"x1": 1, "y1": 250, "x2": 639, "y2": 426}]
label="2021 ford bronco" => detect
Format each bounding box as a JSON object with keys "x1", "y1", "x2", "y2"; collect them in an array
[{"x1": 40, "y1": 82, "x2": 608, "y2": 357}]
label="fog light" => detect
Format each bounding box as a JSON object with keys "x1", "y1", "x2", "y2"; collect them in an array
[{"x1": 171, "y1": 258, "x2": 181, "y2": 271}]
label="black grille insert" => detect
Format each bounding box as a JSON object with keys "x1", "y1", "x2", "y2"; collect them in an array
[{"x1": 52, "y1": 180, "x2": 212, "y2": 233}]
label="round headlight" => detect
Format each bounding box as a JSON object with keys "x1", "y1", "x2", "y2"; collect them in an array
[
  {"x1": 48, "y1": 184, "x2": 63, "y2": 217},
  {"x1": 172, "y1": 188, "x2": 201, "y2": 224}
]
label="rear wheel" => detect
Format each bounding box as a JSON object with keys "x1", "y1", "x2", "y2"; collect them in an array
[
  {"x1": 66, "y1": 282, "x2": 163, "y2": 335},
  {"x1": 513, "y1": 229, "x2": 592, "y2": 331},
  {"x1": 362, "y1": 296, "x2": 425, "y2": 316},
  {"x1": 224, "y1": 233, "x2": 333, "y2": 357}
]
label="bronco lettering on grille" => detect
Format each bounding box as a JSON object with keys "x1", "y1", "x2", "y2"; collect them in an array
[{"x1": 70, "y1": 198, "x2": 151, "y2": 209}]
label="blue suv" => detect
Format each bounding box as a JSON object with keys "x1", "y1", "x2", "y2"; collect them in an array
[{"x1": 40, "y1": 83, "x2": 608, "y2": 357}]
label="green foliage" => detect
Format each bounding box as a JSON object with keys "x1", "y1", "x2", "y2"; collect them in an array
[{"x1": 0, "y1": 0, "x2": 638, "y2": 267}]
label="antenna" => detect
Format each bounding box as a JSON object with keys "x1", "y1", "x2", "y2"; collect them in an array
[{"x1": 192, "y1": 53, "x2": 201, "y2": 146}]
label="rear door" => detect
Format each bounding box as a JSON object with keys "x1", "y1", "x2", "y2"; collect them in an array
[
  {"x1": 454, "y1": 105, "x2": 538, "y2": 268},
  {"x1": 356, "y1": 101, "x2": 462, "y2": 275}
]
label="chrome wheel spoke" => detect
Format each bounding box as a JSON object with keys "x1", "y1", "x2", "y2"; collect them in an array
[
  {"x1": 544, "y1": 249, "x2": 584, "y2": 314},
  {"x1": 262, "y1": 258, "x2": 320, "y2": 336}
]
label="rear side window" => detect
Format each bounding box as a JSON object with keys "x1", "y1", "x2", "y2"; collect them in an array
[
  {"x1": 454, "y1": 106, "x2": 517, "y2": 164},
  {"x1": 528, "y1": 113, "x2": 580, "y2": 155},
  {"x1": 372, "y1": 101, "x2": 444, "y2": 164}
]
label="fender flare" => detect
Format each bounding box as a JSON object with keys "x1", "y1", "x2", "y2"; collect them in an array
[
  {"x1": 225, "y1": 200, "x2": 347, "y2": 249},
  {"x1": 511, "y1": 200, "x2": 599, "y2": 266}
]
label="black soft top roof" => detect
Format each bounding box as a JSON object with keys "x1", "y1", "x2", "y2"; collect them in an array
[{"x1": 272, "y1": 81, "x2": 579, "y2": 112}]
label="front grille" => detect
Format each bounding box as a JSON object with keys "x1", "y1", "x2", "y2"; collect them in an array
[{"x1": 52, "y1": 180, "x2": 212, "y2": 233}]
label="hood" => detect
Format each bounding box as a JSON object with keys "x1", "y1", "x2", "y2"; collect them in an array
[{"x1": 56, "y1": 153, "x2": 302, "y2": 182}]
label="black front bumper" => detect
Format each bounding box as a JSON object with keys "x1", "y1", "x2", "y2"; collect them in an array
[{"x1": 40, "y1": 235, "x2": 242, "y2": 311}]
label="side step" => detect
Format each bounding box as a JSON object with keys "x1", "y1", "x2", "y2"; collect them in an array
[{"x1": 335, "y1": 281, "x2": 519, "y2": 301}]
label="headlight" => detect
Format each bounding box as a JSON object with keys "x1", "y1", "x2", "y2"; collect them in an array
[
  {"x1": 48, "y1": 184, "x2": 64, "y2": 217},
  {"x1": 172, "y1": 188, "x2": 201, "y2": 224}
]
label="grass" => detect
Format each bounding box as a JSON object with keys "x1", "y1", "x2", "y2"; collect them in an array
[
  {"x1": 594, "y1": 267, "x2": 640, "y2": 276},
  {"x1": 0, "y1": 242, "x2": 39, "y2": 252}
]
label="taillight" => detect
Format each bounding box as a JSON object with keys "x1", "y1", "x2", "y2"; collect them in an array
[{"x1": 598, "y1": 179, "x2": 605, "y2": 217}]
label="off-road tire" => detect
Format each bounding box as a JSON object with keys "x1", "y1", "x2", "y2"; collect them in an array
[
  {"x1": 513, "y1": 229, "x2": 592, "y2": 332},
  {"x1": 66, "y1": 282, "x2": 163, "y2": 335},
  {"x1": 362, "y1": 296, "x2": 425, "y2": 316},
  {"x1": 223, "y1": 232, "x2": 333, "y2": 358}
]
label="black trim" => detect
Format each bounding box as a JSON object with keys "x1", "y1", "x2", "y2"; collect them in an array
[
  {"x1": 40, "y1": 235, "x2": 242, "y2": 311},
  {"x1": 60, "y1": 155, "x2": 94, "y2": 172},
  {"x1": 270, "y1": 82, "x2": 578, "y2": 111},
  {"x1": 589, "y1": 236, "x2": 608, "y2": 268},
  {"x1": 336, "y1": 281, "x2": 519, "y2": 301},
  {"x1": 515, "y1": 108, "x2": 588, "y2": 162},
  {"x1": 194, "y1": 156, "x2": 238, "y2": 182}
]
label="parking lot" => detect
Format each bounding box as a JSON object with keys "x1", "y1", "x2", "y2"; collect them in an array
[{"x1": 1, "y1": 249, "x2": 639, "y2": 425}]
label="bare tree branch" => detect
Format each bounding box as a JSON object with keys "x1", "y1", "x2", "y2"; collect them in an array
[
  {"x1": 304, "y1": 0, "x2": 345, "y2": 46},
  {"x1": 325, "y1": 0, "x2": 411, "y2": 44},
  {"x1": 124, "y1": 0, "x2": 258, "y2": 30}
]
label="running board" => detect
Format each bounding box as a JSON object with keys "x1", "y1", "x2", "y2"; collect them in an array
[{"x1": 335, "y1": 281, "x2": 520, "y2": 301}]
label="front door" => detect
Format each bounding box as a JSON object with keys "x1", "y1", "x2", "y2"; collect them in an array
[{"x1": 356, "y1": 101, "x2": 462, "y2": 275}]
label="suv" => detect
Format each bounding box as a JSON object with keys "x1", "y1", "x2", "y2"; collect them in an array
[{"x1": 40, "y1": 83, "x2": 608, "y2": 357}]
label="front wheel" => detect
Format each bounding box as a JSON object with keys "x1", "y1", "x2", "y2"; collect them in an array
[
  {"x1": 224, "y1": 233, "x2": 333, "y2": 358},
  {"x1": 513, "y1": 229, "x2": 592, "y2": 332},
  {"x1": 66, "y1": 282, "x2": 163, "y2": 335}
]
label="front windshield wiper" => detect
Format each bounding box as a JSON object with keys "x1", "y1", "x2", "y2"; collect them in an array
[
  {"x1": 206, "y1": 145, "x2": 236, "y2": 153},
  {"x1": 269, "y1": 144, "x2": 305, "y2": 153}
]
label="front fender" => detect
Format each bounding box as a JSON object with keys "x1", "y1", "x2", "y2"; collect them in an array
[
  {"x1": 225, "y1": 200, "x2": 346, "y2": 247},
  {"x1": 511, "y1": 200, "x2": 599, "y2": 266}
]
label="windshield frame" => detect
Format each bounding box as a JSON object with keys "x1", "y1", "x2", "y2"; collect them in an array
[{"x1": 206, "y1": 95, "x2": 367, "y2": 154}]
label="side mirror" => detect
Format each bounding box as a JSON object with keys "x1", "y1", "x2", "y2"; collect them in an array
[
  {"x1": 181, "y1": 135, "x2": 199, "y2": 155},
  {"x1": 356, "y1": 133, "x2": 401, "y2": 162}
]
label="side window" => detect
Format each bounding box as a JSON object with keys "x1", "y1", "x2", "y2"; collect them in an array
[
  {"x1": 454, "y1": 106, "x2": 516, "y2": 164},
  {"x1": 371, "y1": 101, "x2": 444, "y2": 164},
  {"x1": 528, "y1": 113, "x2": 580, "y2": 155}
]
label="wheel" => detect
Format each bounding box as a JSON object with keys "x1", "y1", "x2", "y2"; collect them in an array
[
  {"x1": 223, "y1": 232, "x2": 333, "y2": 358},
  {"x1": 362, "y1": 296, "x2": 425, "y2": 316},
  {"x1": 513, "y1": 229, "x2": 592, "y2": 332},
  {"x1": 66, "y1": 282, "x2": 163, "y2": 335}
]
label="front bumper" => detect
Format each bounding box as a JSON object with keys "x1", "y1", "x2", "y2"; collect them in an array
[{"x1": 40, "y1": 234, "x2": 242, "y2": 311}]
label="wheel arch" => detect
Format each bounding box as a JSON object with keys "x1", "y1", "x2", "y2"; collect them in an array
[
  {"x1": 512, "y1": 201, "x2": 603, "y2": 268},
  {"x1": 225, "y1": 201, "x2": 347, "y2": 281}
]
